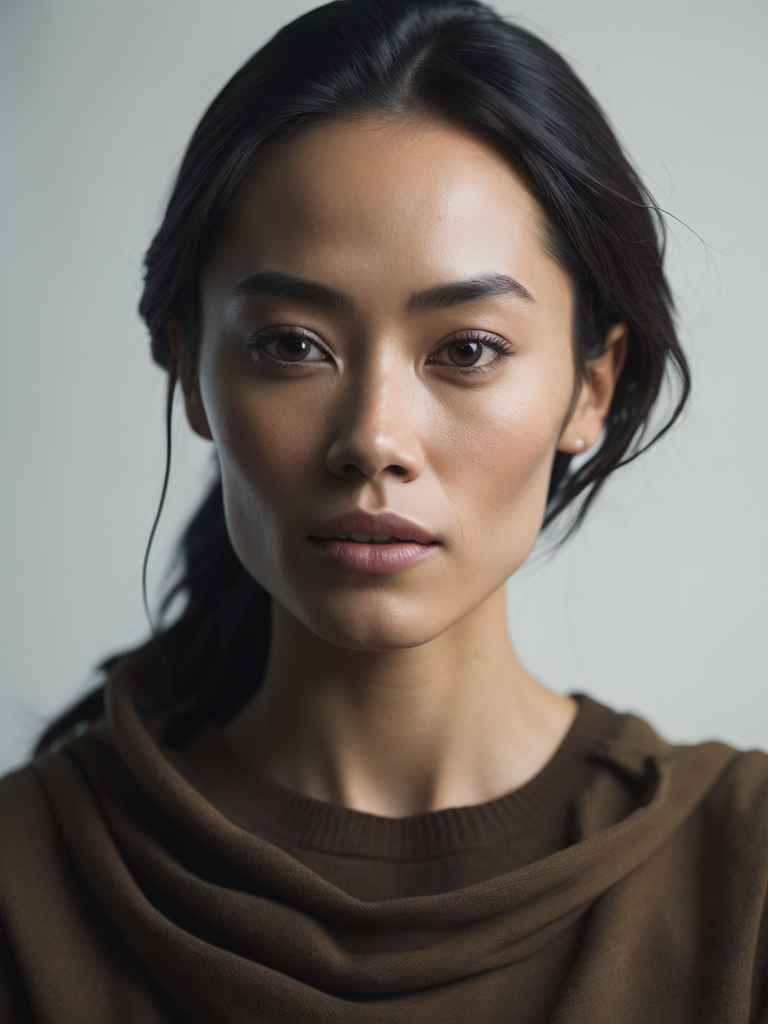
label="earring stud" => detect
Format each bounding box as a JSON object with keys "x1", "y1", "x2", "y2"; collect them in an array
[{"x1": 573, "y1": 438, "x2": 586, "y2": 451}]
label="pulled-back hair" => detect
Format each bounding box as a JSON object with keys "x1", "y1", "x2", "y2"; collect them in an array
[{"x1": 36, "y1": 0, "x2": 689, "y2": 754}]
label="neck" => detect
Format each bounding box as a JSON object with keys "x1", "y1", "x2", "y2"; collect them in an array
[{"x1": 223, "y1": 588, "x2": 577, "y2": 817}]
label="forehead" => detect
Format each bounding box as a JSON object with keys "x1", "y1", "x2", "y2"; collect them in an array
[{"x1": 204, "y1": 114, "x2": 566, "y2": 312}]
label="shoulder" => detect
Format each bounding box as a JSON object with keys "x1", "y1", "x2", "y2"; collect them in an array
[
  {"x1": 592, "y1": 700, "x2": 768, "y2": 839},
  {"x1": 693, "y1": 743, "x2": 768, "y2": 826},
  {"x1": 0, "y1": 760, "x2": 69, "y2": 879},
  {"x1": 0, "y1": 734, "x2": 115, "y2": 884},
  {"x1": 649, "y1": 728, "x2": 768, "y2": 862},
  {"x1": 660, "y1": 728, "x2": 768, "y2": 806},
  {"x1": 0, "y1": 761, "x2": 52, "y2": 833},
  {"x1": 0, "y1": 761, "x2": 40, "y2": 804},
  {"x1": 601, "y1": 699, "x2": 768, "y2": 793}
]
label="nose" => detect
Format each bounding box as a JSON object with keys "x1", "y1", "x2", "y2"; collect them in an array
[{"x1": 325, "y1": 367, "x2": 425, "y2": 482}]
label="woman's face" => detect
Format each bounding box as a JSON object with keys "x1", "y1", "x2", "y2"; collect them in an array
[{"x1": 185, "y1": 115, "x2": 600, "y2": 650}]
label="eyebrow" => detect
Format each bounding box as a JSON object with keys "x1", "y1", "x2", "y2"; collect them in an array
[
  {"x1": 231, "y1": 269, "x2": 535, "y2": 312},
  {"x1": 407, "y1": 273, "x2": 535, "y2": 312},
  {"x1": 232, "y1": 270, "x2": 353, "y2": 312}
]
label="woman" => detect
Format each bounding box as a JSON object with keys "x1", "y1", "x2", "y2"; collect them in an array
[{"x1": 2, "y1": 0, "x2": 766, "y2": 1020}]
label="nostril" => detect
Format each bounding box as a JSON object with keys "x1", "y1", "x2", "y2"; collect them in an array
[{"x1": 339, "y1": 462, "x2": 409, "y2": 478}]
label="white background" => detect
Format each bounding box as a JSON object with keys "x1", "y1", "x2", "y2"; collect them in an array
[{"x1": 1, "y1": 0, "x2": 766, "y2": 774}]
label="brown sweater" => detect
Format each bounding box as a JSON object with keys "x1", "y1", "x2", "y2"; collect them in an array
[{"x1": 1, "y1": 659, "x2": 767, "y2": 1023}]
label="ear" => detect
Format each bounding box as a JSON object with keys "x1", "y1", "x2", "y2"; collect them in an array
[
  {"x1": 558, "y1": 322, "x2": 628, "y2": 455},
  {"x1": 166, "y1": 319, "x2": 214, "y2": 442}
]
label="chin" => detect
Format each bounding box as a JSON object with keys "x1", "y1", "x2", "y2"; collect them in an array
[{"x1": 289, "y1": 588, "x2": 453, "y2": 652}]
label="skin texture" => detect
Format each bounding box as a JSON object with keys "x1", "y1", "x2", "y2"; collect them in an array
[{"x1": 170, "y1": 114, "x2": 627, "y2": 816}]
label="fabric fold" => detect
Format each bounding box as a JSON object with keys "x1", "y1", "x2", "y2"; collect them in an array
[{"x1": 3, "y1": 655, "x2": 766, "y2": 1023}]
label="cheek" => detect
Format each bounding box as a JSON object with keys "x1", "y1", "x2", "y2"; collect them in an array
[
  {"x1": 217, "y1": 387, "x2": 322, "y2": 482},
  {"x1": 202, "y1": 370, "x2": 329, "y2": 572},
  {"x1": 433, "y1": 359, "x2": 572, "y2": 561}
]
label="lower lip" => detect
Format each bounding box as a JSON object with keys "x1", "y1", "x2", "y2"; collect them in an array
[{"x1": 308, "y1": 539, "x2": 440, "y2": 574}]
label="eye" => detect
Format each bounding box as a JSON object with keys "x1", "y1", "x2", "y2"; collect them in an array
[
  {"x1": 246, "y1": 328, "x2": 329, "y2": 367},
  {"x1": 430, "y1": 331, "x2": 512, "y2": 372}
]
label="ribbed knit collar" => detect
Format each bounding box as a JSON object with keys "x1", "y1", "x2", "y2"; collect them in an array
[{"x1": 170, "y1": 695, "x2": 622, "y2": 860}]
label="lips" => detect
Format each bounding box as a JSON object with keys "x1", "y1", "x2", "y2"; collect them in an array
[
  {"x1": 308, "y1": 511, "x2": 440, "y2": 574},
  {"x1": 310, "y1": 511, "x2": 437, "y2": 545}
]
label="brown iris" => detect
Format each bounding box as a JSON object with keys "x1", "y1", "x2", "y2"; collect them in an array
[
  {"x1": 447, "y1": 340, "x2": 484, "y2": 366},
  {"x1": 275, "y1": 337, "x2": 313, "y2": 361}
]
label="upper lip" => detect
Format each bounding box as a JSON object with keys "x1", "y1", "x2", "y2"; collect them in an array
[{"x1": 310, "y1": 510, "x2": 438, "y2": 544}]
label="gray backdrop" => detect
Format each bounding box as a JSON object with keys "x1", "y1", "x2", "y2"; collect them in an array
[{"x1": 1, "y1": 0, "x2": 766, "y2": 775}]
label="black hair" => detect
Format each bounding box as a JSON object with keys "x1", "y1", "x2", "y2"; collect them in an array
[{"x1": 36, "y1": 0, "x2": 689, "y2": 754}]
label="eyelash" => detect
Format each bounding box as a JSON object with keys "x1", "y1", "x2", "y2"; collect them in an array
[
  {"x1": 432, "y1": 329, "x2": 514, "y2": 376},
  {"x1": 245, "y1": 327, "x2": 514, "y2": 376},
  {"x1": 246, "y1": 327, "x2": 326, "y2": 373}
]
